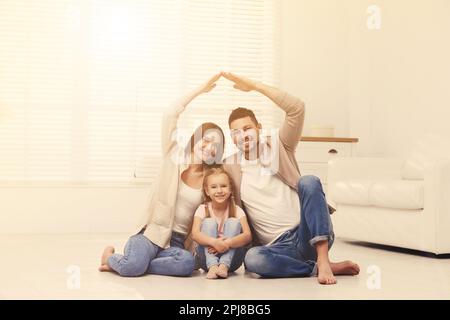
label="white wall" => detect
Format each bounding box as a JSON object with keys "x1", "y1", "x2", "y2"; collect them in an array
[
  {"x1": 280, "y1": 0, "x2": 350, "y2": 137},
  {"x1": 0, "y1": 185, "x2": 149, "y2": 234},
  {"x1": 281, "y1": 0, "x2": 450, "y2": 158},
  {"x1": 346, "y1": 0, "x2": 450, "y2": 157}
]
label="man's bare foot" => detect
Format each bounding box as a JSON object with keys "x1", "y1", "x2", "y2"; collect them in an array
[
  {"x1": 216, "y1": 264, "x2": 229, "y2": 279},
  {"x1": 317, "y1": 261, "x2": 337, "y2": 285},
  {"x1": 330, "y1": 260, "x2": 360, "y2": 276},
  {"x1": 206, "y1": 265, "x2": 219, "y2": 279},
  {"x1": 98, "y1": 246, "x2": 115, "y2": 272}
]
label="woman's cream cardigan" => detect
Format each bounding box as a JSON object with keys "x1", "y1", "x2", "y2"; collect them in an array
[{"x1": 134, "y1": 88, "x2": 202, "y2": 249}]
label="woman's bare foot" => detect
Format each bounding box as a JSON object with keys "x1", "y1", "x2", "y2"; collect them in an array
[
  {"x1": 330, "y1": 260, "x2": 360, "y2": 276},
  {"x1": 98, "y1": 264, "x2": 113, "y2": 272},
  {"x1": 98, "y1": 246, "x2": 115, "y2": 272},
  {"x1": 317, "y1": 261, "x2": 337, "y2": 285},
  {"x1": 216, "y1": 264, "x2": 229, "y2": 279},
  {"x1": 206, "y1": 265, "x2": 219, "y2": 279}
]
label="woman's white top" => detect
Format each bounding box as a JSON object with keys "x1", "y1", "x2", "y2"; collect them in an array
[{"x1": 172, "y1": 177, "x2": 203, "y2": 235}]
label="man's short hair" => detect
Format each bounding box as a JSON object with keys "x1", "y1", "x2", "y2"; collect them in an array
[{"x1": 228, "y1": 107, "x2": 259, "y2": 127}]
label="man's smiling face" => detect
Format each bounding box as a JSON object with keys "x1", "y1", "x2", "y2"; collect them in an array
[{"x1": 229, "y1": 116, "x2": 261, "y2": 154}]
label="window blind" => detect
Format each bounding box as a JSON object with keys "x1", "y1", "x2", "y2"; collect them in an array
[{"x1": 0, "y1": 0, "x2": 282, "y2": 184}]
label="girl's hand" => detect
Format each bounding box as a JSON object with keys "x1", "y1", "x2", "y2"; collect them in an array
[
  {"x1": 207, "y1": 247, "x2": 218, "y2": 255},
  {"x1": 198, "y1": 72, "x2": 222, "y2": 94},
  {"x1": 222, "y1": 72, "x2": 261, "y2": 92},
  {"x1": 208, "y1": 237, "x2": 230, "y2": 254},
  {"x1": 211, "y1": 238, "x2": 230, "y2": 254}
]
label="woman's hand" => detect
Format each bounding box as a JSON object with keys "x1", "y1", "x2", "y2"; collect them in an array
[
  {"x1": 222, "y1": 72, "x2": 261, "y2": 92},
  {"x1": 198, "y1": 72, "x2": 222, "y2": 94}
]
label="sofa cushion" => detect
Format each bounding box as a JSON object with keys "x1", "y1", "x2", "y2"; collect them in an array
[
  {"x1": 329, "y1": 180, "x2": 371, "y2": 206},
  {"x1": 369, "y1": 180, "x2": 424, "y2": 210},
  {"x1": 331, "y1": 179, "x2": 424, "y2": 210}
]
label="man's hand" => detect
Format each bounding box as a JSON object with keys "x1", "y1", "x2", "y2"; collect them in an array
[{"x1": 222, "y1": 72, "x2": 262, "y2": 92}]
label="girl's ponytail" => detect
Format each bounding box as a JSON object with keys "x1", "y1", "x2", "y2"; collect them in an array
[
  {"x1": 204, "y1": 197, "x2": 211, "y2": 218},
  {"x1": 229, "y1": 194, "x2": 237, "y2": 218}
]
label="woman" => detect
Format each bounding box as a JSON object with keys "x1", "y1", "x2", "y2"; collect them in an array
[{"x1": 98, "y1": 73, "x2": 225, "y2": 277}]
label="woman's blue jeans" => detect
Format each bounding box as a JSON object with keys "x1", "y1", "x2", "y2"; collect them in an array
[
  {"x1": 244, "y1": 175, "x2": 335, "y2": 278},
  {"x1": 108, "y1": 231, "x2": 195, "y2": 277}
]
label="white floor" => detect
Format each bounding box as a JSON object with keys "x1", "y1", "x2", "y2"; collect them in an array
[{"x1": 1, "y1": 234, "x2": 450, "y2": 300}]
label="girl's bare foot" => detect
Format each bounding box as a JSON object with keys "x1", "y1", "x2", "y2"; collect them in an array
[
  {"x1": 206, "y1": 265, "x2": 219, "y2": 279},
  {"x1": 98, "y1": 246, "x2": 115, "y2": 272},
  {"x1": 216, "y1": 264, "x2": 229, "y2": 279},
  {"x1": 330, "y1": 260, "x2": 360, "y2": 276},
  {"x1": 317, "y1": 261, "x2": 337, "y2": 285}
]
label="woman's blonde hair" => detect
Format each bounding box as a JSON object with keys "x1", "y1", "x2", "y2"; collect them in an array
[{"x1": 202, "y1": 166, "x2": 237, "y2": 218}]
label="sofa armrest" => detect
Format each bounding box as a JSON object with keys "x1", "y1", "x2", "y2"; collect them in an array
[
  {"x1": 424, "y1": 159, "x2": 450, "y2": 254},
  {"x1": 328, "y1": 157, "x2": 405, "y2": 182}
]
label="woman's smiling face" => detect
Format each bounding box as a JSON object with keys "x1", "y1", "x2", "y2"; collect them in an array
[{"x1": 192, "y1": 129, "x2": 223, "y2": 165}]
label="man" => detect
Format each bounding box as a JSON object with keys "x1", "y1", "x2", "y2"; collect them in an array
[{"x1": 222, "y1": 72, "x2": 360, "y2": 285}]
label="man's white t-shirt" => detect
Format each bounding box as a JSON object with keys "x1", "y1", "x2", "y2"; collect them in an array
[{"x1": 241, "y1": 158, "x2": 300, "y2": 245}]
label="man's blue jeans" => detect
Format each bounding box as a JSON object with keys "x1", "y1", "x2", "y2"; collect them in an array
[
  {"x1": 195, "y1": 217, "x2": 246, "y2": 272},
  {"x1": 244, "y1": 175, "x2": 335, "y2": 278},
  {"x1": 108, "y1": 231, "x2": 195, "y2": 277}
]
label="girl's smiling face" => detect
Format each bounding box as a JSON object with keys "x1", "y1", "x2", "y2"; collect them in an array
[{"x1": 205, "y1": 173, "x2": 231, "y2": 204}]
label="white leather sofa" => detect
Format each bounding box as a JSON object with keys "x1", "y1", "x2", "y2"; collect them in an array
[{"x1": 328, "y1": 136, "x2": 450, "y2": 254}]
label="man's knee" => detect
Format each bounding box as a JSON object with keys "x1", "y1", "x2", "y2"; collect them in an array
[
  {"x1": 298, "y1": 175, "x2": 322, "y2": 193},
  {"x1": 244, "y1": 247, "x2": 269, "y2": 275}
]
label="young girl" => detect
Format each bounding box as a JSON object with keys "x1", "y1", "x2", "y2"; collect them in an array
[{"x1": 191, "y1": 167, "x2": 252, "y2": 279}]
